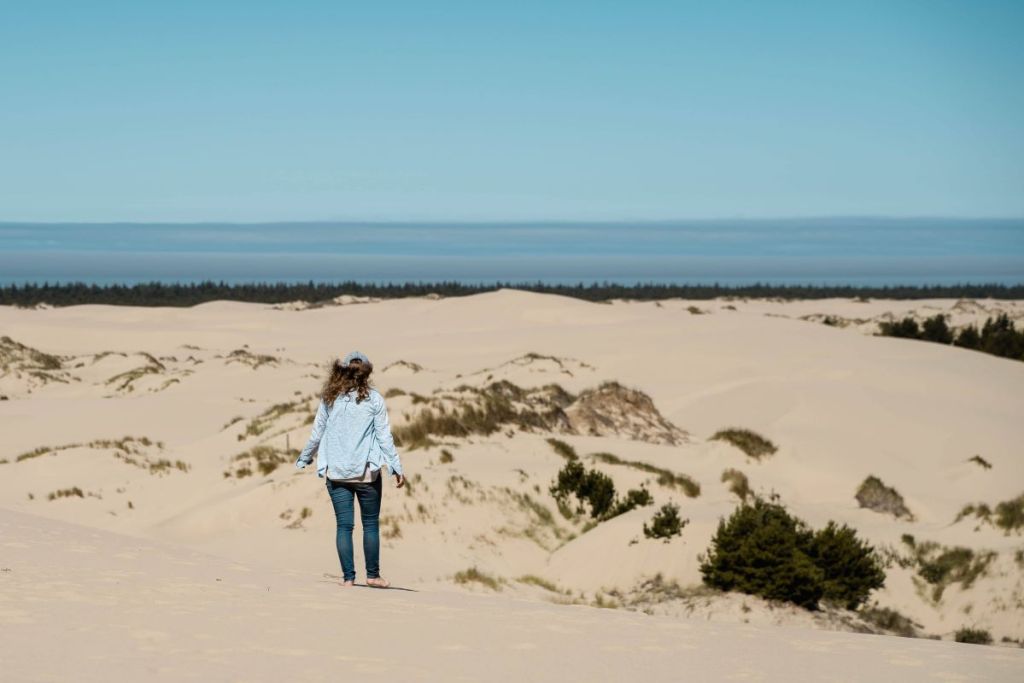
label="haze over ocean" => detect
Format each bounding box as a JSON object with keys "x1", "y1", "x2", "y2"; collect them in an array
[{"x1": 2, "y1": 219, "x2": 1021, "y2": 286}]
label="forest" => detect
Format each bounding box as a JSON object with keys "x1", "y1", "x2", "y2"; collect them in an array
[{"x1": 2, "y1": 281, "x2": 1022, "y2": 308}]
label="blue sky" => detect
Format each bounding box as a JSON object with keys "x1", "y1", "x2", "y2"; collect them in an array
[{"x1": 1, "y1": 1, "x2": 1023, "y2": 221}]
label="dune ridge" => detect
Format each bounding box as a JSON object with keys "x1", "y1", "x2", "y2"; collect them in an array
[{"x1": 2, "y1": 291, "x2": 1023, "y2": 679}]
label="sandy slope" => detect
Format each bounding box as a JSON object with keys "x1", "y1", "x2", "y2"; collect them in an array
[
  {"x1": 2, "y1": 508, "x2": 1021, "y2": 682},
  {"x1": 1, "y1": 291, "x2": 1023, "y2": 660}
]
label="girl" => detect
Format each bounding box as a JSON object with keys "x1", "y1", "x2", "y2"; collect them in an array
[{"x1": 296, "y1": 351, "x2": 405, "y2": 588}]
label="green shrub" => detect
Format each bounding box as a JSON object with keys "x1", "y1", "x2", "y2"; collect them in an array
[
  {"x1": 384, "y1": 387, "x2": 406, "y2": 398},
  {"x1": 549, "y1": 460, "x2": 615, "y2": 519},
  {"x1": 954, "y1": 628, "x2": 993, "y2": 645},
  {"x1": 807, "y1": 522, "x2": 886, "y2": 610},
  {"x1": 439, "y1": 449, "x2": 454, "y2": 464},
  {"x1": 994, "y1": 493, "x2": 1024, "y2": 532},
  {"x1": 700, "y1": 499, "x2": 885, "y2": 610},
  {"x1": 710, "y1": 428, "x2": 777, "y2": 460},
  {"x1": 609, "y1": 487, "x2": 653, "y2": 517},
  {"x1": 954, "y1": 325, "x2": 981, "y2": 349},
  {"x1": 920, "y1": 314, "x2": 953, "y2": 344},
  {"x1": 643, "y1": 503, "x2": 688, "y2": 541},
  {"x1": 878, "y1": 317, "x2": 920, "y2": 338},
  {"x1": 882, "y1": 313, "x2": 1024, "y2": 362}
]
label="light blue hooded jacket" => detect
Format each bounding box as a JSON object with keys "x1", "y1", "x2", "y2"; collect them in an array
[{"x1": 294, "y1": 388, "x2": 403, "y2": 480}]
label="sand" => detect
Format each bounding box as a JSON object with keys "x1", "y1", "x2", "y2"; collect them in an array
[{"x1": 2, "y1": 291, "x2": 1023, "y2": 680}]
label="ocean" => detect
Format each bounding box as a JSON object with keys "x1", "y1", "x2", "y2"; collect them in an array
[{"x1": 1, "y1": 218, "x2": 1022, "y2": 286}]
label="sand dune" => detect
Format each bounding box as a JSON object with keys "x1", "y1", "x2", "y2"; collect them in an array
[
  {"x1": 2, "y1": 291, "x2": 1024, "y2": 679},
  {"x1": 2, "y1": 507, "x2": 1021, "y2": 682}
]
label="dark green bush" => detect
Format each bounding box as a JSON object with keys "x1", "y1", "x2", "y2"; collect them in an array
[
  {"x1": 954, "y1": 627, "x2": 993, "y2": 645},
  {"x1": 979, "y1": 314, "x2": 1024, "y2": 360},
  {"x1": 643, "y1": 503, "x2": 688, "y2": 540},
  {"x1": 549, "y1": 460, "x2": 616, "y2": 519},
  {"x1": 881, "y1": 313, "x2": 1024, "y2": 362},
  {"x1": 610, "y1": 486, "x2": 653, "y2": 517},
  {"x1": 920, "y1": 314, "x2": 953, "y2": 343},
  {"x1": 994, "y1": 493, "x2": 1024, "y2": 532},
  {"x1": 878, "y1": 317, "x2": 921, "y2": 338},
  {"x1": 807, "y1": 522, "x2": 886, "y2": 609},
  {"x1": 954, "y1": 325, "x2": 980, "y2": 349},
  {"x1": 700, "y1": 499, "x2": 885, "y2": 610}
]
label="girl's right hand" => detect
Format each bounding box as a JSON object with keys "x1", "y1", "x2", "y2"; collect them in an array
[{"x1": 395, "y1": 473, "x2": 406, "y2": 488}]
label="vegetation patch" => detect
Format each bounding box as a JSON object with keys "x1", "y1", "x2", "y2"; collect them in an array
[
  {"x1": 384, "y1": 387, "x2": 407, "y2": 398},
  {"x1": 954, "y1": 628, "x2": 993, "y2": 645},
  {"x1": 878, "y1": 313, "x2": 1024, "y2": 362},
  {"x1": 700, "y1": 498, "x2": 885, "y2": 610},
  {"x1": 721, "y1": 468, "x2": 751, "y2": 502},
  {"x1": 148, "y1": 459, "x2": 190, "y2": 475},
  {"x1": 453, "y1": 567, "x2": 504, "y2": 591},
  {"x1": 546, "y1": 437, "x2": 578, "y2": 461},
  {"x1": 517, "y1": 575, "x2": 565, "y2": 593},
  {"x1": 221, "y1": 416, "x2": 244, "y2": 430},
  {"x1": 954, "y1": 493, "x2": 1024, "y2": 533},
  {"x1": 859, "y1": 605, "x2": 922, "y2": 638},
  {"x1": 710, "y1": 428, "x2": 777, "y2": 460},
  {"x1": 0, "y1": 335, "x2": 69, "y2": 385},
  {"x1": 968, "y1": 454, "x2": 992, "y2": 470},
  {"x1": 6, "y1": 282, "x2": 1023, "y2": 308},
  {"x1": 393, "y1": 381, "x2": 574, "y2": 449},
  {"x1": 855, "y1": 476, "x2": 914, "y2": 520},
  {"x1": 901, "y1": 536, "x2": 996, "y2": 601},
  {"x1": 226, "y1": 445, "x2": 292, "y2": 478},
  {"x1": 14, "y1": 437, "x2": 174, "y2": 475},
  {"x1": 381, "y1": 516, "x2": 402, "y2": 539},
  {"x1": 438, "y1": 449, "x2": 454, "y2": 464},
  {"x1": 643, "y1": 503, "x2": 688, "y2": 541},
  {"x1": 550, "y1": 460, "x2": 616, "y2": 519},
  {"x1": 382, "y1": 360, "x2": 424, "y2": 373},
  {"x1": 224, "y1": 348, "x2": 279, "y2": 369},
  {"x1": 104, "y1": 353, "x2": 166, "y2": 392},
  {"x1": 238, "y1": 399, "x2": 312, "y2": 441},
  {"x1": 589, "y1": 452, "x2": 700, "y2": 497},
  {"x1": 47, "y1": 487, "x2": 86, "y2": 500},
  {"x1": 392, "y1": 379, "x2": 686, "y2": 449},
  {"x1": 995, "y1": 493, "x2": 1024, "y2": 532},
  {"x1": 955, "y1": 503, "x2": 992, "y2": 526}
]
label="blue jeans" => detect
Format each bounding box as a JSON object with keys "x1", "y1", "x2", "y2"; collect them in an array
[{"x1": 326, "y1": 476, "x2": 382, "y2": 582}]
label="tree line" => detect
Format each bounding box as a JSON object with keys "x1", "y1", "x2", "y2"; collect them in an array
[
  {"x1": 878, "y1": 313, "x2": 1024, "y2": 362},
  {"x1": 2, "y1": 280, "x2": 1022, "y2": 308}
]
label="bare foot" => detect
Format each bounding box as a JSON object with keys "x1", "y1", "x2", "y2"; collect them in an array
[
  {"x1": 340, "y1": 580, "x2": 354, "y2": 587},
  {"x1": 365, "y1": 577, "x2": 391, "y2": 589}
]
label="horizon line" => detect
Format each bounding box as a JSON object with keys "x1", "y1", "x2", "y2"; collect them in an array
[{"x1": 3, "y1": 215, "x2": 1024, "y2": 227}]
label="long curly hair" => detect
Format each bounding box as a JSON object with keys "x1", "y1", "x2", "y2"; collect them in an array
[{"x1": 321, "y1": 358, "x2": 372, "y2": 405}]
